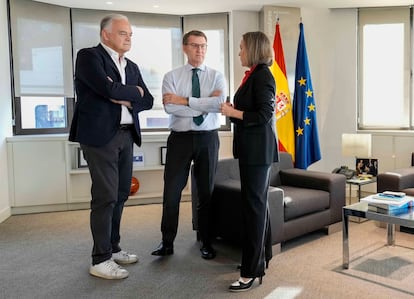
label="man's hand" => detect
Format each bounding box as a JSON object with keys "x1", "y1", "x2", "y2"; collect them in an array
[
  {"x1": 210, "y1": 90, "x2": 222, "y2": 97},
  {"x1": 107, "y1": 75, "x2": 143, "y2": 99},
  {"x1": 137, "y1": 86, "x2": 144, "y2": 97},
  {"x1": 163, "y1": 93, "x2": 187, "y2": 106},
  {"x1": 110, "y1": 99, "x2": 132, "y2": 108}
]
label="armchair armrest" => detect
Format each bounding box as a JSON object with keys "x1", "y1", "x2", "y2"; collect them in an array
[
  {"x1": 279, "y1": 169, "x2": 346, "y2": 222},
  {"x1": 280, "y1": 169, "x2": 345, "y2": 192},
  {"x1": 377, "y1": 168, "x2": 414, "y2": 192}
]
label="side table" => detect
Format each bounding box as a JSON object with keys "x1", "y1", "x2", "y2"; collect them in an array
[
  {"x1": 346, "y1": 177, "x2": 377, "y2": 223},
  {"x1": 346, "y1": 177, "x2": 377, "y2": 205}
]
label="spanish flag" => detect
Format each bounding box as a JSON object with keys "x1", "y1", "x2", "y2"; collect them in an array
[{"x1": 269, "y1": 22, "x2": 295, "y2": 160}]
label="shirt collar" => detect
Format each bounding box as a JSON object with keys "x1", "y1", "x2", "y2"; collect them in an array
[
  {"x1": 101, "y1": 42, "x2": 126, "y2": 64},
  {"x1": 186, "y1": 63, "x2": 205, "y2": 72}
]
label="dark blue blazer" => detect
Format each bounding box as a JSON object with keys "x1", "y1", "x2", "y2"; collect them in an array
[
  {"x1": 231, "y1": 63, "x2": 278, "y2": 165},
  {"x1": 69, "y1": 44, "x2": 154, "y2": 147}
]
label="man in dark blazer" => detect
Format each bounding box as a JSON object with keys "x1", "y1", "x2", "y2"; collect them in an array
[{"x1": 69, "y1": 14, "x2": 153, "y2": 280}]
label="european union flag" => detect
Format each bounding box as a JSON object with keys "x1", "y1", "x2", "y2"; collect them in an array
[{"x1": 293, "y1": 22, "x2": 321, "y2": 169}]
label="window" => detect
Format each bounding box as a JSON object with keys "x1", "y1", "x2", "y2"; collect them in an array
[
  {"x1": 9, "y1": 0, "x2": 74, "y2": 134},
  {"x1": 358, "y1": 7, "x2": 411, "y2": 129},
  {"x1": 9, "y1": 1, "x2": 230, "y2": 134},
  {"x1": 71, "y1": 9, "x2": 183, "y2": 130},
  {"x1": 72, "y1": 10, "x2": 229, "y2": 131}
]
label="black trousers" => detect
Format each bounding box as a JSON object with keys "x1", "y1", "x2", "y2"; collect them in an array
[
  {"x1": 161, "y1": 130, "x2": 219, "y2": 246},
  {"x1": 81, "y1": 129, "x2": 133, "y2": 265},
  {"x1": 239, "y1": 163, "x2": 272, "y2": 278}
]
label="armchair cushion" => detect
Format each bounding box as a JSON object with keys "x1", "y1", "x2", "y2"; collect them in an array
[{"x1": 281, "y1": 186, "x2": 329, "y2": 221}]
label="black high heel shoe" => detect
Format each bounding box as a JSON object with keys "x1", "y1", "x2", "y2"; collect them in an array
[{"x1": 228, "y1": 276, "x2": 263, "y2": 292}]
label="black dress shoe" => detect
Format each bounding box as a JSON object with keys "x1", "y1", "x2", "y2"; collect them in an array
[
  {"x1": 200, "y1": 245, "x2": 216, "y2": 260},
  {"x1": 151, "y1": 242, "x2": 173, "y2": 256}
]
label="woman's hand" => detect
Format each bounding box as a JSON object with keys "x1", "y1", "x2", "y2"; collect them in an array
[{"x1": 221, "y1": 102, "x2": 243, "y2": 119}]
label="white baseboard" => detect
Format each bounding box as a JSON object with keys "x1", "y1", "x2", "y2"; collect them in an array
[{"x1": 0, "y1": 206, "x2": 11, "y2": 223}]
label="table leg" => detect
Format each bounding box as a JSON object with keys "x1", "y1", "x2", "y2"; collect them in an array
[
  {"x1": 387, "y1": 223, "x2": 395, "y2": 246},
  {"x1": 342, "y1": 208, "x2": 349, "y2": 269}
]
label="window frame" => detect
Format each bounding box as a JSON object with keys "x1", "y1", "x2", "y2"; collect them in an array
[
  {"x1": 8, "y1": 0, "x2": 74, "y2": 135},
  {"x1": 357, "y1": 6, "x2": 412, "y2": 131}
]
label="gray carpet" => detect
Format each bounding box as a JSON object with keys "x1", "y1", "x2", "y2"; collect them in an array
[
  {"x1": 332, "y1": 243, "x2": 414, "y2": 296},
  {"x1": 1, "y1": 202, "x2": 414, "y2": 299}
]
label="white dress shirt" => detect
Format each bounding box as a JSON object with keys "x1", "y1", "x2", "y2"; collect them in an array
[
  {"x1": 162, "y1": 63, "x2": 227, "y2": 131},
  {"x1": 101, "y1": 42, "x2": 133, "y2": 125}
]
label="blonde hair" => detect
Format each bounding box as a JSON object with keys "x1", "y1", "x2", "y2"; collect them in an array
[{"x1": 242, "y1": 31, "x2": 273, "y2": 67}]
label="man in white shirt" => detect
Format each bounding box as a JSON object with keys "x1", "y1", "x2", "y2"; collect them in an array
[{"x1": 151, "y1": 30, "x2": 227, "y2": 260}]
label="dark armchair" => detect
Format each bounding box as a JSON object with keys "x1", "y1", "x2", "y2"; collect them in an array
[
  {"x1": 377, "y1": 153, "x2": 414, "y2": 196},
  {"x1": 191, "y1": 152, "x2": 346, "y2": 252}
]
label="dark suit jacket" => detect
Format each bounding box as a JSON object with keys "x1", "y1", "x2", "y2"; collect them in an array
[
  {"x1": 231, "y1": 63, "x2": 278, "y2": 165},
  {"x1": 69, "y1": 44, "x2": 154, "y2": 147}
]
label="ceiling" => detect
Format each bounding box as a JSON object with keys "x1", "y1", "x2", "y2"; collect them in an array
[{"x1": 36, "y1": 0, "x2": 414, "y2": 15}]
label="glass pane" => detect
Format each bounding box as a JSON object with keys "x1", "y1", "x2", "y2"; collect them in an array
[
  {"x1": 21, "y1": 96, "x2": 66, "y2": 129},
  {"x1": 362, "y1": 24, "x2": 406, "y2": 127},
  {"x1": 204, "y1": 29, "x2": 227, "y2": 126},
  {"x1": 127, "y1": 27, "x2": 182, "y2": 129},
  {"x1": 10, "y1": 0, "x2": 73, "y2": 96},
  {"x1": 17, "y1": 20, "x2": 65, "y2": 95}
]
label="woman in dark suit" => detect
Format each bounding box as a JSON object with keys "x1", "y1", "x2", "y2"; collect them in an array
[{"x1": 221, "y1": 31, "x2": 278, "y2": 292}]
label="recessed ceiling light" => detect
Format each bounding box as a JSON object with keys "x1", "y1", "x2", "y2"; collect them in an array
[
  {"x1": 153, "y1": 5, "x2": 159, "y2": 8},
  {"x1": 106, "y1": 1, "x2": 113, "y2": 5}
]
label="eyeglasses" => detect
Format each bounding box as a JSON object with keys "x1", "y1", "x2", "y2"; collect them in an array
[{"x1": 186, "y1": 43, "x2": 207, "y2": 50}]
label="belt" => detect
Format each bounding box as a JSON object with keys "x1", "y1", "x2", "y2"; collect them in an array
[
  {"x1": 171, "y1": 129, "x2": 218, "y2": 135},
  {"x1": 119, "y1": 124, "x2": 134, "y2": 130}
]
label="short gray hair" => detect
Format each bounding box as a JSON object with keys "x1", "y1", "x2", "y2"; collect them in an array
[{"x1": 100, "y1": 14, "x2": 129, "y2": 33}]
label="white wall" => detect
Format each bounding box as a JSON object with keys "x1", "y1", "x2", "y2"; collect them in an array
[
  {"x1": 229, "y1": 11, "x2": 260, "y2": 95},
  {"x1": 0, "y1": 0, "x2": 12, "y2": 222},
  {"x1": 301, "y1": 8, "x2": 358, "y2": 172},
  {"x1": 230, "y1": 7, "x2": 359, "y2": 173}
]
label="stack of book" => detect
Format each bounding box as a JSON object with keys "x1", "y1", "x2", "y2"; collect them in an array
[{"x1": 361, "y1": 191, "x2": 413, "y2": 214}]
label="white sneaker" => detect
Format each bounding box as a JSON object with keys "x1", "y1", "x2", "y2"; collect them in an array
[
  {"x1": 89, "y1": 259, "x2": 129, "y2": 279},
  {"x1": 112, "y1": 250, "x2": 139, "y2": 264}
]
